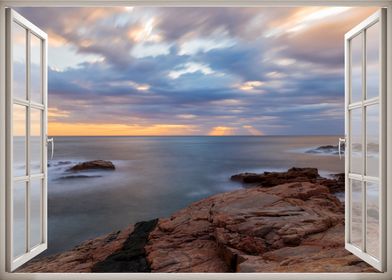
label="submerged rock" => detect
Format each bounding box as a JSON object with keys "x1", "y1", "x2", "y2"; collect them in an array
[
  {"x1": 68, "y1": 160, "x2": 115, "y2": 172},
  {"x1": 306, "y1": 144, "x2": 344, "y2": 155},
  {"x1": 231, "y1": 167, "x2": 319, "y2": 185}
]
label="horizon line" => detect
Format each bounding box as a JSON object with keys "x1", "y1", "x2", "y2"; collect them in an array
[{"x1": 47, "y1": 134, "x2": 343, "y2": 137}]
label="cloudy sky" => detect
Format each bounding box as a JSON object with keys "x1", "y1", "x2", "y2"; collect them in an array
[{"x1": 17, "y1": 6, "x2": 377, "y2": 136}]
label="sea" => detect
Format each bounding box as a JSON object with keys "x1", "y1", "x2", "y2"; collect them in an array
[{"x1": 42, "y1": 135, "x2": 343, "y2": 256}]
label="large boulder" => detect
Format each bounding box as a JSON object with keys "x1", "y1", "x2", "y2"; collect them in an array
[{"x1": 68, "y1": 160, "x2": 115, "y2": 172}]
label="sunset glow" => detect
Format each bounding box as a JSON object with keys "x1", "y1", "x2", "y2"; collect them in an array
[{"x1": 49, "y1": 123, "x2": 199, "y2": 136}]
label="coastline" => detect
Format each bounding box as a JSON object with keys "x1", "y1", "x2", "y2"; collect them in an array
[{"x1": 18, "y1": 167, "x2": 375, "y2": 273}]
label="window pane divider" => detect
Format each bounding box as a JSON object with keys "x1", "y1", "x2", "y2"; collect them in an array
[
  {"x1": 26, "y1": 28, "x2": 31, "y2": 254},
  {"x1": 13, "y1": 99, "x2": 29, "y2": 107},
  {"x1": 364, "y1": 98, "x2": 379, "y2": 107},
  {"x1": 348, "y1": 173, "x2": 363, "y2": 181},
  {"x1": 30, "y1": 102, "x2": 44, "y2": 110},
  {"x1": 13, "y1": 176, "x2": 28, "y2": 182},
  {"x1": 361, "y1": 26, "x2": 367, "y2": 253},
  {"x1": 348, "y1": 102, "x2": 362, "y2": 110}
]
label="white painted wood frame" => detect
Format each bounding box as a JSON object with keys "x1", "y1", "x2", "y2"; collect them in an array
[
  {"x1": 344, "y1": 9, "x2": 387, "y2": 272},
  {"x1": 5, "y1": 8, "x2": 48, "y2": 272}
]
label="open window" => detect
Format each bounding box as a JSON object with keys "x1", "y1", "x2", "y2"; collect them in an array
[
  {"x1": 344, "y1": 9, "x2": 387, "y2": 271},
  {"x1": 6, "y1": 9, "x2": 48, "y2": 271}
]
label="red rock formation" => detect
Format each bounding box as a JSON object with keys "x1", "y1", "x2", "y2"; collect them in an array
[
  {"x1": 145, "y1": 182, "x2": 374, "y2": 272},
  {"x1": 18, "y1": 226, "x2": 133, "y2": 272}
]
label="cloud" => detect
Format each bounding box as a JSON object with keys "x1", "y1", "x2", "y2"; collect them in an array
[
  {"x1": 108, "y1": 80, "x2": 150, "y2": 91},
  {"x1": 265, "y1": 7, "x2": 352, "y2": 37},
  {"x1": 168, "y1": 62, "x2": 215, "y2": 79},
  {"x1": 178, "y1": 30, "x2": 236, "y2": 55},
  {"x1": 131, "y1": 42, "x2": 172, "y2": 58},
  {"x1": 14, "y1": 6, "x2": 378, "y2": 136},
  {"x1": 177, "y1": 114, "x2": 197, "y2": 119},
  {"x1": 238, "y1": 81, "x2": 265, "y2": 91},
  {"x1": 48, "y1": 107, "x2": 71, "y2": 120}
]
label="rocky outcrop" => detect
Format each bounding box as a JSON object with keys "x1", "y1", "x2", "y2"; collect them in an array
[
  {"x1": 18, "y1": 225, "x2": 134, "y2": 272},
  {"x1": 18, "y1": 169, "x2": 373, "y2": 273},
  {"x1": 145, "y1": 181, "x2": 374, "y2": 272},
  {"x1": 92, "y1": 219, "x2": 158, "y2": 272},
  {"x1": 68, "y1": 160, "x2": 115, "y2": 171},
  {"x1": 231, "y1": 167, "x2": 344, "y2": 193},
  {"x1": 318, "y1": 173, "x2": 345, "y2": 194}
]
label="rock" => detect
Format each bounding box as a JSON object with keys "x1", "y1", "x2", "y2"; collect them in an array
[
  {"x1": 145, "y1": 181, "x2": 374, "y2": 273},
  {"x1": 17, "y1": 226, "x2": 134, "y2": 272},
  {"x1": 19, "y1": 220, "x2": 158, "y2": 273},
  {"x1": 231, "y1": 167, "x2": 319, "y2": 185},
  {"x1": 68, "y1": 160, "x2": 115, "y2": 171},
  {"x1": 57, "y1": 161, "x2": 72, "y2": 165},
  {"x1": 231, "y1": 168, "x2": 345, "y2": 193},
  {"x1": 317, "y1": 173, "x2": 345, "y2": 193},
  {"x1": 306, "y1": 144, "x2": 344, "y2": 155},
  {"x1": 237, "y1": 223, "x2": 375, "y2": 272},
  {"x1": 92, "y1": 219, "x2": 158, "y2": 272}
]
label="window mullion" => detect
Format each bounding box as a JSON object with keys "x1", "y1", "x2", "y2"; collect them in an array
[
  {"x1": 361, "y1": 29, "x2": 367, "y2": 253},
  {"x1": 26, "y1": 29, "x2": 31, "y2": 254}
]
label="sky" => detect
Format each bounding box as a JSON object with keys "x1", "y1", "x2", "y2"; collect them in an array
[{"x1": 16, "y1": 6, "x2": 377, "y2": 136}]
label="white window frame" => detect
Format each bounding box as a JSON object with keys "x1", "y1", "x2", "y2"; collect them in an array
[
  {"x1": 0, "y1": 1, "x2": 391, "y2": 280},
  {"x1": 344, "y1": 10, "x2": 387, "y2": 271},
  {"x1": 6, "y1": 8, "x2": 48, "y2": 272}
]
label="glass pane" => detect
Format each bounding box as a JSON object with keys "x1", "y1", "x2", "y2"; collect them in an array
[
  {"x1": 366, "y1": 181, "x2": 380, "y2": 259},
  {"x1": 366, "y1": 22, "x2": 380, "y2": 100},
  {"x1": 30, "y1": 35, "x2": 42, "y2": 103},
  {"x1": 351, "y1": 33, "x2": 363, "y2": 103},
  {"x1": 13, "y1": 105, "x2": 26, "y2": 177},
  {"x1": 13, "y1": 181, "x2": 26, "y2": 258},
  {"x1": 351, "y1": 179, "x2": 363, "y2": 248},
  {"x1": 12, "y1": 22, "x2": 27, "y2": 100},
  {"x1": 31, "y1": 109, "x2": 42, "y2": 174},
  {"x1": 30, "y1": 179, "x2": 42, "y2": 248},
  {"x1": 366, "y1": 105, "x2": 379, "y2": 177},
  {"x1": 350, "y1": 109, "x2": 362, "y2": 174}
]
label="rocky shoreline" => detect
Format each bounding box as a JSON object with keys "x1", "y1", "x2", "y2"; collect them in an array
[{"x1": 18, "y1": 168, "x2": 375, "y2": 273}]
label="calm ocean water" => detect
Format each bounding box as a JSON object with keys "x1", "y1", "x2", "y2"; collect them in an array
[{"x1": 43, "y1": 135, "x2": 343, "y2": 256}]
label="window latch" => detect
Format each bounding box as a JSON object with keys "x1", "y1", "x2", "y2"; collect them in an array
[
  {"x1": 338, "y1": 137, "x2": 346, "y2": 160},
  {"x1": 47, "y1": 137, "x2": 54, "y2": 160}
]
